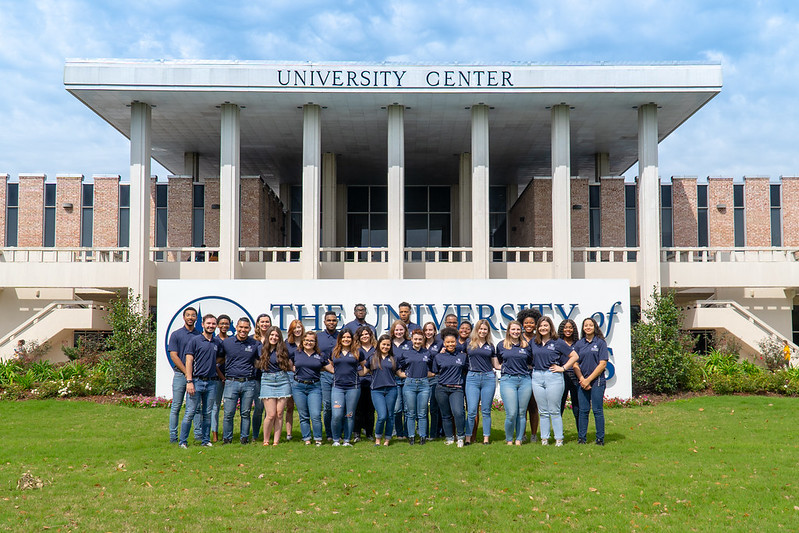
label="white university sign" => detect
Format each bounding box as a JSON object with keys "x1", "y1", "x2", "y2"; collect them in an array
[{"x1": 156, "y1": 279, "x2": 632, "y2": 399}]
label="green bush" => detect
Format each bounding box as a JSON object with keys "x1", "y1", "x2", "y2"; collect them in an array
[
  {"x1": 631, "y1": 289, "x2": 697, "y2": 394},
  {"x1": 34, "y1": 380, "x2": 61, "y2": 399},
  {"x1": 104, "y1": 293, "x2": 156, "y2": 394}
]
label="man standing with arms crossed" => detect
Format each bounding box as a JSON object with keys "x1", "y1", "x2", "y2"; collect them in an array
[{"x1": 219, "y1": 317, "x2": 261, "y2": 444}]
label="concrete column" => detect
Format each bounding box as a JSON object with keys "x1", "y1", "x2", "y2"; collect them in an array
[
  {"x1": 321, "y1": 152, "x2": 337, "y2": 247},
  {"x1": 387, "y1": 105, "x2": 405, "y2": 279},
  {"x1": 459, "y1": 153, "x2": 472, "y2": 247},
  {"x1": 551, "y1": 104, "x2": 572, "y2": 278},
  {"x1": 219, "y1": 103, "x2": 241, "y2": 279},
  {"x1": 594, "y1": 152, "x2": 610, "y2": 184},
  {"x1": 638, "y1": 103, "x2": 661, "y2": 308},
  {"x1": 0, "y1": 174, "x2": 6, "y2": 247},
  {"x1": 129, "y1": 102, "x2": 151, "y2": 302},
  {"x1": 471, "y1": 105, "x2": 489, "y2": 278},
  {"x1": 184, "y1": 152, "x2": 200, "y2": 181},
  {"x1": 301, "y1": 104, "x2": 321, "y2": 279}
]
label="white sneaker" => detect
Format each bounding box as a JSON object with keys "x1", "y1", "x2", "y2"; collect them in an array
[
  {"x1": 456, "y1": 439, "x2": 464, "y2": 448},
  {"x1": 179, "y1": 443, "x2": 188, "y2": 449},
  {"x1": 342, "y1": 442, "x2": 352, "y2": 447},
  {"x1": 202, "y1": 442, "x2": 213, "y2": 447},
  {"x1": 541, "y1": 439, "x2": 548, "y2": 446},
  {"x1": 555, "y1": 440, "x2": 563, "y2": 447},
  {"x1": 445, "y1": 438, "x2": 454, "y2": 446},
  {"x1": 332, "y1": 441, "x2": 341, "y2": 447}
]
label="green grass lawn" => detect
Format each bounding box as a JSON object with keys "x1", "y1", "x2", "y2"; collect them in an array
[{"x1": 1, "y1": 396, "x2": 798, "y2": 531}]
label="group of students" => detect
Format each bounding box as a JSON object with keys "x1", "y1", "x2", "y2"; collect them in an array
[{"x1": 168, "y1": 302, "x2": 608, "y2": 449}]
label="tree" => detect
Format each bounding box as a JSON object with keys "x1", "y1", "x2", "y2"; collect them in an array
[{"x1": 105, "y1": 292, "x2": 156, "y2": 393}]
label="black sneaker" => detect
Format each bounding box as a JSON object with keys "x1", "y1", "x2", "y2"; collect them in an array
[
  {"x1": 240, "y1": 438, "x2": 249, "y2": 445},
  {"x1": 222, "y1": 439, "x2": 232, "y2": 445},
  {"x1": 419, "y1": 437, "x2": 426, "y2": 445},
  {"x1": 408, "y1": 437, "x2": 415, "y2": 445},
  {"x1": 577, "y1": 439, "x2": 587, "y2": 445},
  {"x1": 595, "y1": 439, "x2": 604, "y2": 446}
]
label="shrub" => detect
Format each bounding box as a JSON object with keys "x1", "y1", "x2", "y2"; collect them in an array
[
  {"x1": 61, "y1": 335, "x2": 107, "y2": 362},
  {"x1": 117, "y1": 395, "x2": 172, "y2": 409},
  {"x1": 34, "y1": 381, "x2": 61, "y2": 399},
  {"x1": 758, "y1": 336, "x2": 789, "y2": 372},
  {"x1": 104, "y1": 293, "x2": 156, "y2": 394},
  {"x1": 15, "y1": 340, "x2": 52, "y2": 363},
  {"x1": 631, "y1": 289, "x2": 697, "y2": 394}
]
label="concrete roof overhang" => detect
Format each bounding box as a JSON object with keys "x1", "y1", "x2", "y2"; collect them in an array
[{"x1": 64, "y1": 60, "x2": 722, "y2": 185}]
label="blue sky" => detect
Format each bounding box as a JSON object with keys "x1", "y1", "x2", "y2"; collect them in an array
[{"x1": 1, "y1": 0, "x2": 799, "y2": 180}]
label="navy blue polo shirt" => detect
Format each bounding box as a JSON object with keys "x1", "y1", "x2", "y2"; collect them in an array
[
  {"x1": 344, "y1": 319, "x2": 377, "y2": 337},
  {"x1": 433, "y1": 350, "x2": 468, "y2": 386},
  {"x1": 530, "y1": 339, "x2": 574, "y2": 371},
  {"x1": 573, "y1": 337, "x2": 609, "y2": 379},
  {"x1": 168, "y1": 326, "x2": 201, "y2": 366},
  {"x1": 293, "y1": 351, "x2": 329, "y2": 382},
  {"x1": 358, "y1": 346, "x2": 375, "y2": 385},
  {"x1": 185, "y1": 334, "x2": 221, "y2": 378},
  {"x1": 467, "y1": 342, "x2": 497, "y2": 373},
  {"x1": 264, "y1": 349, "x2": 287, "y2": 374},
  {"x1": 391, "y1": 339, "x2": 411, "y2": 358},
  {"x1": 317, "y1": 328, "x2": 340, "y2": 359},
  {"x1": 397, "y1": 347, "x2": 433, "y2": 379},
  {"x1": 403, "y1": 321, "x2": 421, "y2": 336},
  {"x1": 496, "y1": 342, "x2": 532, "y2": 376},
  {"x1": 220, "y1": 336, "x2": 261, "y2": 379},
  {"x1": 368, "y1": 354, "x2": 397, "y2": 389},
  {"x1": 331, "y1": 351, "x2": 362, "y2": 389},
  {"x1": 427, "y1": 339, "x2": 444, "y2": 354}
]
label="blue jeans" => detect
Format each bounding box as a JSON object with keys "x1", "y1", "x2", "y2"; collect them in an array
[
  {"x1": 532, "y1": 370, "x2": 566, "y2": 441},
  {"x1": 331, "y1": 386, "x2": 360, "y2": 442},
  {"x1": 465, "y1": 371, "x2": 497, "y2": 438},
  {"x1": 251, "y1": 379, "x2": 263, "y2": 441},
  {"x1": 499, "y1": 374, "x2": 532, "y2": 442},
  {"x1": 170, "y1": 372, "x2": 201, "y2": 442},
  {"x1": 179, "y1": 379, "x2": 215, "y2": 445},
  {"x1": 393, "y1": 377, "x2": 406, "y2": 437},
  {"x1": 210, "y1": 378, "x2": 224, "y2": 434},
  {"x1": 222, "y1": 379, "x2": 257, "y2": 443},
  {"x1": 293, "y1": 380, "x2": 323, "y2": 442},
  {"x1": 371, "y1": 386, "x2": 398, "y2": 438},
  {"x1": 403, "y1": 377, "x2": 430, "y2": 438},
  {"x1": 561, "y1": 370, "x2": 580, "y2": 430},
  {"x1": 428, "y1": 376, "x2": 441, "y2": 438},
  {"x1": 435, "y1": 385, "x2": 465, "y2": 439},
  {"x1": 320, "y1": 372, "x2": 334, "y2": 439},
  {"x1": 578, "y1": 377, "x2": 606, "y2": 442}
]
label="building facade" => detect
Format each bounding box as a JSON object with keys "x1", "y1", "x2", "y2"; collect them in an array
[{"x1": 1, "y1": 60, "x2": 797, "y2": 362}]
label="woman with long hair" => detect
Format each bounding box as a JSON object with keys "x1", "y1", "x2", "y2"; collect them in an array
[
  {"x1": 250, "y1": 313, "x2": 272, "y2": 442},
  {"x1": 330, "y1": 330, "x2": 365, "y2": 446},
  {"x1": 432, "y1": 327, "x2": 468, "y2": 447},
  {"x1": 573, "y1": 317, "x2": 609, "y2": 446},
  {"x1": 368, "y1": 334, "x2": 399, "y2": 446},
  {"x1": 389, "y1": 320, "x2": 411, "y2": 439},
  {"x1": 422, "y1": 321, "x2": 443, "y2": 440},
  {"x1": 530, "y1": 316, "x2": 578, "y2": 447},
  {"x1": 283, "y1": 319, "x2": 305, "y2": 441},
  {"x1": 557, "y1": 319, "x2": 581, "y2": 430},
  {"x1": 465, "y1": 319, "x2": 500, "y2": 445},
  {"x1": 497, "y1": 320, "x2": 532, "y2": 445},
  {"x1": 397, "y1": 329, "x2": 434, "y2": 445},
  {"x1": 291, "y1": 331, "x2": 333, "y2": 446},
  {"x1": 256, "y1": 326, "x2": 292, "y2": 446},
  {"x1": 353, "y1": 326, "x2": 376, "y2": 441},
  {"x1": 517, "y1": 309, "x2": 541, "y2": 441}
]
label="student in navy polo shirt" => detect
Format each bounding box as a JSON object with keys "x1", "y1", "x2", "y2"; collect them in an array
[
  {"x1": 292, "y1": 331, "x2": 333, "y2": 445},
  {"x1": 250, "y1": 313, "x2": 272, "y2": 443},
  {"x1": 423, "y1": 321, "x2": 444, "y2": 440},
  {"x1": 465, "y1": 319, "x2": 501, "y2": 445},
  {"x1": 517, "y1": 308, "x2": 542, "y2": 442},
  {"x1": 368, "y1": 334, "x2": 399, "y2": 447},
  {"x1": 497, "y1": 320, "x2": 533, "y2": 446},
  {"x1": 557, "y1": 319, "x2": 581, "y2": 431},
  {"x1": 397, "y1": 301, "x2": 420, "y2": 336},
  {"x1": 180, "y1": 314, "x2": 223, "y2": 448},
  {"x1": 353, "y1": 326, "x2": 376, "y2": 442},
  {"x1": 256, "y1": 326, "x2": 292, "y2": 446},
  {"x1": 457, "y1": 321, "x2": 473, "y2": 353},
  {"x1": 317, "y1": 311, "x2": 340, "y2": 442},
  {"x1": 389, "y1": 320, "x2": 411, "y2": 439},
  {"x1": 168, "y1": 306, "x2": 202, "y2": 444},
  {"x1": 573, "y1": 317, "x2": 609, "y2": 446},
  {"x1": 433, "y1": 327, "x2": 469, "y2": 447},
  {"x1": 330, "y1": 330, "x2": 367, "y2": 446},
  {"x1": 434, "y1": 314, "x2": 459, "y2": 344},
  {"x1": 209, "y1": 314, "x2": 231, "y2": 443},
  {"x1": 219, "y1": 317, "x2": 261, "y2": 444},
  {"x1": 397, "y1": 329, "x2": 434, "y2": 445},
  {"x1": 284, "y1": 319, "x2": 305, "y2": 441},
  {"x1": 343, "y1": 303, "x2": 377, "y2": 337},
  {"x1": 530, "y1": 316, "x2": 578, "y2": 447}
]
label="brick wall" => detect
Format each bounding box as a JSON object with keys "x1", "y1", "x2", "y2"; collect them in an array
[
  {"x1": 18, "y1": 174, "x2": 45, "y2": 246},
  {"x1": 570, "y1": 178, "x2": 589, "y2": 247},
  {"x1": 93, "y1": 175, "x2": 120, "y2": 247},
  {"x1": 240, "y1": 177, "x2": 263, "y2": 247},
  {"x1": 782, "y1": 177, "x2": 799, "y2": 246},
  {"x1": 745, "y1": 177, "x2": 771, "y2": 246},
  {"x1": 508, "y1": 179, "x2": 534, "y2": 246},
  {"x1": 600, "y1": 178, "x2": 626, "y2": 247},
  {"x1": 533, "y1": 178, "x2": 553, "y2": 246},
  {"x1": 0, "y1": 174, "x2": 7, "y2": 247},
  {"x1": 55, "y1": 175, "x2": 82, "y2": 247},
  {"x1": 672, "y1": 177, "x2": 698, "y2": 247},
  {"x1": 204, "y1": 178, "x2": 220, "y2": 247},
  {"x1": 708, "y1": 177, "x2": 734, "y2": 247}
]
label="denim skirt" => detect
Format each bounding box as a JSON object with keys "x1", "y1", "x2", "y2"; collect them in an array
[{"x1": 259, "y1": 371, "x2": 292, "y2": 399}]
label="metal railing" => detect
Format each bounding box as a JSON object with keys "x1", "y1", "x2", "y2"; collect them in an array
[{"x1": 0, "y1": 247, "x2": 129, "y2": 263}]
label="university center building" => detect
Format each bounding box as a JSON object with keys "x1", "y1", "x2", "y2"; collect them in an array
[{"x1": 1, "y1": 60, "x2": 797, "y2": 362}]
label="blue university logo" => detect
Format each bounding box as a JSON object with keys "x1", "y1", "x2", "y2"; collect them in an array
[{"x1": 163, "y1": 295, "x2": 254, "y2": 369}]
